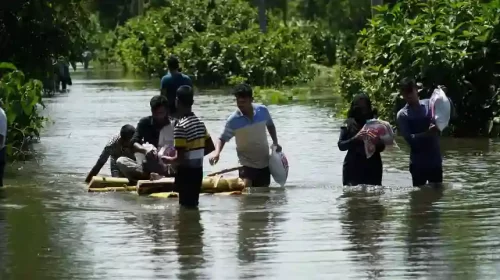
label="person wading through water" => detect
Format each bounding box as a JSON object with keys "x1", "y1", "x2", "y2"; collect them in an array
[
  {"x1": 338, "y1": 93, "x2": 385, "y2": 186},
  {"x1": 160, "y1": 85, "x2": 213, "y2": 208},
  {"x1": 209, "y1": 83, "x2": 281, "y2": 187},
  {"x1": 397, "y1": 77, "x2": 443, "y2": 187},
  {"x1": 160, "y1": 55, "x2": 193, "y2": 117}
]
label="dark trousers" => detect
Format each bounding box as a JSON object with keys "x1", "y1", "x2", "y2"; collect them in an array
[
  {"x1": 239, "y1": 166, "x2": 271, "y2": 187},
  {"x1": 409, "y1": 164, "x2": 443, "y2": 187},
  {"x1": 0, "y1": 148, "x2": 5, "y2": 187},
  {"x1": 175, "y1": 167, "x2": 203, "y2": 208}
]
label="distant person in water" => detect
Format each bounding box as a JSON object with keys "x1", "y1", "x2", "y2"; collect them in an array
[
  {"x1": 85, "y1": 124, "x2": 136, "y2": 183},
  {"x1": 117, "y1": 95, "x2": 175, "y2": 182},
  {"x1": 209, "y1": 83, "x2": 281, "y2": 187},
  {"x1": 338, "y1": 93, "x2": 385, "y2": 186},
  {"x1": 0, "y1": 103, "x2": 6, "y2": 187},
  {"x1": 53, "y1": 56, "x2": 72, "y2": 92},
  {"x1": 160, "y1": 55, "x2": 193, "y2": 116},
  {"x1": 397, "y1": 77, "x2": 443, "y2": 187}
]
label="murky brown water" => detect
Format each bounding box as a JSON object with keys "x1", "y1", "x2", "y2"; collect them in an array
[{"x1": 1, "y1": 67, "x2": 500, "y2": 279}]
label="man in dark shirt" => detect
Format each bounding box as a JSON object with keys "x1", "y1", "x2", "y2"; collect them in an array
[
  {"x1": 160, "y1": 55, "x2": 193, "y2": 115},
  {"x1": 85, "y1": 124, "x2": 136, "y2": 183},
  {"x1": 396, "y1": 77, "x2": 443, "y2": 187},
  {"x1": 116, "y1": 95, "x2": 175, "y2": 182}
]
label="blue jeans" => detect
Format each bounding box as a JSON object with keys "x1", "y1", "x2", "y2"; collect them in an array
[{"x1": 0, "y1": 148, "x2": 5, "y2": 187}]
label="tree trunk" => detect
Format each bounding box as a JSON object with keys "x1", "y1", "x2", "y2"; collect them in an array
[
  {"x1": 371, "y1": 0, "x2": 383, "y2": 17},
  {"x1": 258, "y1": 0, "x2": 267, "y2": 33}
]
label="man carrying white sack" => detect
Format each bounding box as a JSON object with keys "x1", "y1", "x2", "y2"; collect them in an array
[
  {"x1": 209, "y1": 83, "x2": 281, "y2": 187},
  {"x1": 397, "y1": 77, "x2": 443, "y2": 187},
  {"x1": 116, "y1": 95, "x2": 175, "y2": 183}
]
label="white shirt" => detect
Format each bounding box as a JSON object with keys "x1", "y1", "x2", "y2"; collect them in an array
[{"x1": 0, "y1": 108, "x2": 6, "y2": 149}]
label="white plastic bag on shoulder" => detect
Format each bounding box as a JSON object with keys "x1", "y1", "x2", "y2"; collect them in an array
[{"x1": 429, "y1": 87, "x2": 451, "y2": 131}]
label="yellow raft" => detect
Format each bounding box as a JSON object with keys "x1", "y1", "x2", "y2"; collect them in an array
[{"x1": 87, "y1": 175, "x2": 247, "y2": 197}]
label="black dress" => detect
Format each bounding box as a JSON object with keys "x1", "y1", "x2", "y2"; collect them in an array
[{"x1": 337, "y1": 124, "x2": 385, "y2": 186}]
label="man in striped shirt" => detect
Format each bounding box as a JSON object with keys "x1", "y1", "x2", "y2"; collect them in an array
[{"x1": 161, "y1": 85, "x2": 213, "y2": 208}]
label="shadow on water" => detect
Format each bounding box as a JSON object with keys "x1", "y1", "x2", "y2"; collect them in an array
[{"x1": 339, "y1": 188, "x2": 386, "y2": 279}]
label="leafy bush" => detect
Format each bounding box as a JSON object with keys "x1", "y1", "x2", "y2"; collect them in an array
[
  {"x1": 0, "y1": 63, "x2": 45, "y2": 159},
  {"x1": 107, "y1": 0, "x2": 316, "y2": 87},
  {"x1": 339, "y1": 0, "x2": 500, "y2": 137}
]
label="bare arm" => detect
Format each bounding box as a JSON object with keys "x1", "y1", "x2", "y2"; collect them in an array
[
  {"x1": 85, "y1": 142, "x2": 112, "y2": 183},
  {"x1": 264, "y1": 107, "x2": 279, "y2": 144}
]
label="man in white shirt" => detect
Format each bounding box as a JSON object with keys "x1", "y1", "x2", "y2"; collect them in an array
[{"x1": 0, "y1": 106, "x2": 7, "y2": 187}]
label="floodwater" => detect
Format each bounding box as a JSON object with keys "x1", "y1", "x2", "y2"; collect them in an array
[{"x1": 1, "y1": 68, "x2": 500, "y2": 280}]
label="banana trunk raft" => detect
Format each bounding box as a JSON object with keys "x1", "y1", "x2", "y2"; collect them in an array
[{"x1": 87, "y1": 176, "x2": 247, "y2": 198}]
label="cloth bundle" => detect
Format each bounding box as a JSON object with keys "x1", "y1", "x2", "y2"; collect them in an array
[{"x1": 356, "y1": 119, "x2": 397, "y2": 158}]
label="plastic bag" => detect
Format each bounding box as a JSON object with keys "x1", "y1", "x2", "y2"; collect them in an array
[
  {"x1": 357, "y1": 119, "x2": 397, "y2": 159},
  {"x1": 429, "y1": 87, "x2": 451, "y2": 131},
  {"x1": 134, "y1": 143, "x2": 156, "y2": 164},
  {"x1": 158, "y1": 124, "x2": 174, "y2": 148},
  {"x1": 268, "y1": 145, "x2": 289, "y2": 187}
]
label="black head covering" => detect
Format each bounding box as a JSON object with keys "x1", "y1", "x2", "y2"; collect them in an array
[{"x1": 347, "y1": 93, "x2": 374, "y2": 127}]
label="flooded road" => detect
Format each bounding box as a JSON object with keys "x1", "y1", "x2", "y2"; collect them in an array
[{"x1": 2, "y1": 68, "x2": 500, "y2": 279}]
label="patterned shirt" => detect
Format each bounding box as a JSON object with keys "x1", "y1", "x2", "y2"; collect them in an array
[
  {"x1": 174, "y1": 112, "x2": 210, "y2": 168},
  {"x1": 97, "y1": 134, "x2": 136, "y2": 167}
]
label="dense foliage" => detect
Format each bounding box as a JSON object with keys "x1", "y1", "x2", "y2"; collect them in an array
[
  {"x1": 0, "y1": 0, "x2": 91, "y2": 87},
  {"x1": 0, "y1": 63, "x2": 45, "y2": 159},
  {"x1": 102, "y1": 0, "x2": 316, "y2": 87},
  {"x1": 339, "y1": 0, "x2": 500, "y2": 137},
  {"x1": 1, "y1": 0, "x2": 91, "y2": 160}
]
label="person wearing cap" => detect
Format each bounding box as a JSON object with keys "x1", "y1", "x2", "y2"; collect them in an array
[
  {"x1": 85, "y1": 124, "x2": 136, "y2": 183},
  {"x1": 160, "y1": 55, "x2": 193, "y2": 116},
  {"x1": 116, "y1": 95, "x2": 175, "y2": 182},
  {"x1": 161, "y1": 85, "x2": 214, "y2": 208},
  {"x1": 396, "y1": 77, "x2": 443, "y2": 187},
  {"x1": 209, "y1": 83, "x2": 281, "y2": 187}
]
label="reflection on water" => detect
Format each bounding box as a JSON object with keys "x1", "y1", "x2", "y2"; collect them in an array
[
  {"x1": 175, "y1": 209, "x2": 205, "y2": 280},
  {"x1": 405, "y1": 188, "x2": 444, "y2": 278},
  {"x1": 339, "y1": 188, "x2": 386, "y2": 279},
  {"x1": 2, "y1": 68, "x2": 500, "y2": 279}
]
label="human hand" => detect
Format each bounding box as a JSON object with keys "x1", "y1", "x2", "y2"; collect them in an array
[
  {"x1": 209, "y1": 152, "x2": 220, "y2": 165},
  {"x1": 429, "y1": 124, "x2": 439, "y2": 134},
  {"x1": 273, "y1": 143, "x2": 282, "y2": 152}
]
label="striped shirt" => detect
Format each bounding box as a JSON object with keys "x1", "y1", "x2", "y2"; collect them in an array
[{"x1": 174, "y1": 112, "x2": 210, "y2": 168}]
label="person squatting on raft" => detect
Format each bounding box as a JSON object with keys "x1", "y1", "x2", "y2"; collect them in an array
[
  {"x1": 85, "y1": 124, "x2": 136, "y2": 183},
  {"x1": 160, "y1": 55, "x2": 193, "y2": 117},
  {"x1": 209, "y1": 83, "x2": 281, "y2": 188},
  {"x1": 116, "y1": 95, "x2": 175, "y2": 182},
  {"x1": 160, "y1": 85, "x2": 213, "y2": 208},
  {"x1": 338, "y1": 93, "x2": 385, "y2": 186},
  {"x1": 396, "y1": 77, "x2": 443, "y2": 187}
]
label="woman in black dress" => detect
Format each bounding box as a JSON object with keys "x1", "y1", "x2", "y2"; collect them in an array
[{"x1": 337, "y1": 93, "x2": 385, "y2": 186}]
